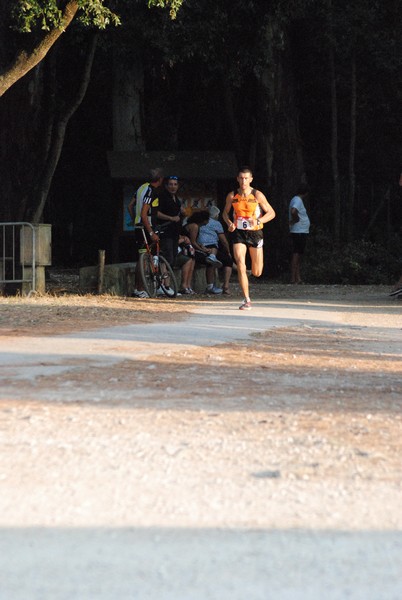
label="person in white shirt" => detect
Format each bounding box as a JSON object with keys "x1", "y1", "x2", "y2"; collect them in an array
[{"x1": 289, "y1": 183, "x2": 310, "y2": 284}]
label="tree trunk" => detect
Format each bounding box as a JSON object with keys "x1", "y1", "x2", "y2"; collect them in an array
[
  {"x1": 347, "y1": 52, "x2": 357, "y2": 242},
  {"x1": 258, "y1": 67, "x2": 275, "y2": 189},
  {"x1": 254, "y1": 20, "x2": 279, "y2": 193},
  {"x1": 222, "y1": 77, "x2": 243, "y2": 164},
  {"x1": 0, "y1": 1, "x2": 79, "y2": 97},
  {"x1": 0, "y1": 66, "x2": 46, "y2": 221},
  {"x1": 31, "y1": 33, "x2": 98, "y2": 223},
  {"x1": 275, "y1": 34, "x2": 306, "y2": 207},
  {"x1": 112, "y1": 57, "x2": 145, "y2": 151},
  {"x1": 329, "y1": 46, "x2": 341, "y2": 244},
  {"x1": 363, "y1": 186, "x2": 389, "y2": 238},
  {"x1": 254, "y1": 23, "x2": 306, "y2": 277}
]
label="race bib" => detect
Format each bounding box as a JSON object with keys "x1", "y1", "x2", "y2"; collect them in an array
[{"x1": 236, "y1": 217, "x2": 253, "y2": 230}]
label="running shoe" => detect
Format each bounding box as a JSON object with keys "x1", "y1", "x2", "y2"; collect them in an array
[
  {"x1": 179, "y1": 288, "x2": 196, "y2": 295},
  {"x1": 239, "y1": 299, "x2": 252, "y2": 310}
]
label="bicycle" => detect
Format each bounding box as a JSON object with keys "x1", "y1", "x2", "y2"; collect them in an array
[{"x1": 138, "y1": 225, "x2": 178, "y2": 298}]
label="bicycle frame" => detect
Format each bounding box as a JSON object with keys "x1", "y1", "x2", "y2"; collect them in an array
[
  {"x1": 137, "y1": 225, "x2": 178, "y2": 298},
  {"x1": 140, "y1": 226, "x2": 160, "y2": 271}
]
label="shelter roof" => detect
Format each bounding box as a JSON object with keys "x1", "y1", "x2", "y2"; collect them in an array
[{"x1": 107, "y1": 151, "x2": 237, "y2": 180}]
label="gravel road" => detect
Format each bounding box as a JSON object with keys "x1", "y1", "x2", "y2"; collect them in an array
[{"x1": 0, "y1": 285, "x2": 401, "y2": 599}]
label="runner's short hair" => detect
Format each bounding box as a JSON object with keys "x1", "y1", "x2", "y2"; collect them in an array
[{"x1": 238, "y1": 165, "x2": 253, "y2": 176}]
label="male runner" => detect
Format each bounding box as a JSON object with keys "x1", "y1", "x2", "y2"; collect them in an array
[{"x1": 223, "y1": 166, "x2": 275, "y2": 310}]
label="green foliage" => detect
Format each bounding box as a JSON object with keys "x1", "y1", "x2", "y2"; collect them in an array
[
  {"x1": 11, "y1": 0, "x2": 181, "y2": 34},
  {"x1": 148, "y1": 0, "x2": 182, "y2": 19},
  {"x1": 304, "y1": 230, "x2": 401, "y2": 284},
  {"x1": 11, "y1": 0, "x2": 121, "y2": 33},
  {"x1": 11, "y1": 1, "x2": 63, "y2": 32},
  {"x1": 77, "y1": 0, "x2": 121, "y2": 29}
]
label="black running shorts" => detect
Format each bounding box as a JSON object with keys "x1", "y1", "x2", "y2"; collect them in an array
[{"x1": 230, "y1": 229, "x2": 264, "y2": 248}]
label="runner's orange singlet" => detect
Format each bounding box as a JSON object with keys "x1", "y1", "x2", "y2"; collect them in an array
[{"x1": 232, "y1": 190, "x2": 263, "y2": 231}]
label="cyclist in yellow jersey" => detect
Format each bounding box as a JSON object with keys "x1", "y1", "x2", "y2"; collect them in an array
[
  {"x1": 128, "y1": 168, "x2": 164, "y2": 297},
  {"x1": 223, "y1": 166, "x2": 275, "y2": 310}
]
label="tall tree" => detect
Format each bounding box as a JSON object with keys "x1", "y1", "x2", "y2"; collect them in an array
[
  {"x1": 0, "y1": 1, "x2": 119, "y2": 97},
  {"x1": 31, "y1": 32, "x2": 99, "y2": 223},
  {"x1": 300, "y1": 0, "x2": 402, "y2": 244},
  {"x1": 0, "y1": 0, "x2": 182, "y2": 223}
]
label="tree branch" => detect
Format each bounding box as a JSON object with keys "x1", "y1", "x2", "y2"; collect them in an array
[
  {"x1": 31, "y1": 33, "x2": 99, "y2": 223},
  {"x1": 0, "y1": 0, "x2": 79, "y2": 97}
]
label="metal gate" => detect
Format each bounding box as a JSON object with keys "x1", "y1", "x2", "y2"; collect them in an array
[{"x1": 0, "y1": 222, "x2": 36, "y2": 293}]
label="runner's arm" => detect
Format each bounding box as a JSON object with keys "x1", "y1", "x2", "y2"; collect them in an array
[
  {"x1": 256, "y1": 191, "x2": 276, "y2": 225},
  {"x1": 222, "y1": 192, "x2": 236, "y2": 232}
]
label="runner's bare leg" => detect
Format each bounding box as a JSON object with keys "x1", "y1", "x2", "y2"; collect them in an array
[
  {"x1": 249, "y1": 246, "x2": 264, "y2": 277},
  {"x1": 233, "y1": 243, "x2": 249, "y2": 300}
]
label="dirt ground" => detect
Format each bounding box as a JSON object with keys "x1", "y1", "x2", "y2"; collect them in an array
[
  {"x1": 0, "y1": 281, "x2": 401, "y2": 598},
  {"x1": 0, "y1": 278, "x2": 399, "y2": 333},
  {"x1": 1, "y1": 282, "x2": 401, "y2": 523}
]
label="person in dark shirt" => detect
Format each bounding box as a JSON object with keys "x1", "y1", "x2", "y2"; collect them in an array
[
  {"x1": 151, "y1": 175, "x2": 195, "y2": 295},
  {"x1": 154, "y1": 176, "x2": 184, "y2": 266}
]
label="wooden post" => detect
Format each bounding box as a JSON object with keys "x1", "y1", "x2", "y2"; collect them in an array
[{"x1": 98, "y1": 249, "x2": 105, "y2": 294}]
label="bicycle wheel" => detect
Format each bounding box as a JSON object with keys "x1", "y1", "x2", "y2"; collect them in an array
[
  {"x1": 139, "y1": 252, "x2": 157, "y2": 298},
  {"x1": 158, "y1": 255, "x2": 178, "y2": 298}
]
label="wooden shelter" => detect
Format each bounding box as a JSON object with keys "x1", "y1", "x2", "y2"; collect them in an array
[{"x1": 107, "y1": 150, "x2": 237, "y2": 261}]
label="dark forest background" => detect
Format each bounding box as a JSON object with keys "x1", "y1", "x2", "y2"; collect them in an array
[{"x1": 1, "y1": 0, "x2": 402, "y2": 283}]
